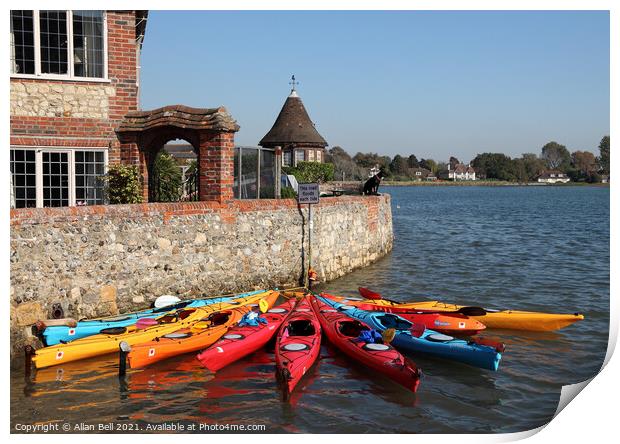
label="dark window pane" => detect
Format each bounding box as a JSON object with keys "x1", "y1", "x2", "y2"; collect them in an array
[
  {"x1": 40, "y1": 10, "x2": 68, "y2": 75},
  {"x1": 10, "y1": 11, "x2": 35, "y2": 74},
  {"x1": 73, "y1": 11, "x2": 104, "y2": 78}
]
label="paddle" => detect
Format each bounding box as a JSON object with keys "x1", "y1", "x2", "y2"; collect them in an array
[{"x1": 357, "y1": 287, "x2": 488, "y2": 317}]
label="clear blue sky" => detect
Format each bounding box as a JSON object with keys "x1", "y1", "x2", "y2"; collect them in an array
[{"x1": 139, "y1": 10, "x2": 609, "y2": 163}]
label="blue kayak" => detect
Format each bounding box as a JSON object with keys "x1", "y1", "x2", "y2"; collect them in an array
[
  {"x1": 42, "y1": 290, "x2": 266, "y2": 346},
  {"x1": 316, "y1": 295, "x2": 502, "y2": 371}
]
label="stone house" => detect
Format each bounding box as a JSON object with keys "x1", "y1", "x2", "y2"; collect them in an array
[
  {"x1": 10, "y1": 10, "x2": 148, "y2": 208},
  {"x1": 259, "y1": 79, "x2": 328, "y2": 167},
  {"x1": 447, "y1": 163, "x2": 476, "y2": 181},
  {"x1": 537, "y1": 170, "x2": 570, "y2": 184}
]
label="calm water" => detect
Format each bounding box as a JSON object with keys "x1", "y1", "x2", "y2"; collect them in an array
[{"x1": 11, "y1": 186, "x2": 609, "y2": 433}]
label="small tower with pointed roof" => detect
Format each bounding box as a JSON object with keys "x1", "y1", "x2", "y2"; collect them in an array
[{"x1": 259, "y1": 76, "x2": 328, "y2": 166}]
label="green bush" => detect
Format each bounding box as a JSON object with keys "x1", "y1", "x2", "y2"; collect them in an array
[
  {"x1": 283, "y1": 161, "x2": 335, "y2": 183},
  {"x1": 281, "y1": 187, "x2": 297, "y2": 199},
  {"x1": 102, "y1": 164, "x2": 143, "y2": 204},
  {"x1": 152, "y1": 151, "x2": 183, "y2": 202}
]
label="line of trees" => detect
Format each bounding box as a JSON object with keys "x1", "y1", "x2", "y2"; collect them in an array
[
  {"x1": 325, "y1": 135, "x2": 610, "y2": 183},
  {"x1": 325, "y1": 146, "x2": 445, "y2": 181},
  {"x1": 472, "y1": 136, "x2": 610, "y2": 182}
]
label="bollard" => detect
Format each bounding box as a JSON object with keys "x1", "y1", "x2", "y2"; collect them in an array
[
  {"x1": 118, "y1": 341, "x2": 131, "y2": 377},
  {"x1": 24, "y1": 345, "x2": 35, "y2": 378}
]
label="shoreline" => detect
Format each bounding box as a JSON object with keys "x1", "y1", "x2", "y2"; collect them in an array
[{"x1": 382, "y1": 181, "x2": 610, "y2": 187}]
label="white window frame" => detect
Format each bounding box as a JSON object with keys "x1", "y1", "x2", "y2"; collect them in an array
[
  {"x1": 10, "y1": 10, "x2": 110, "y2": 83},
  {"x1": 11, "y1": 147, "x2": 108, "y2": 208}
]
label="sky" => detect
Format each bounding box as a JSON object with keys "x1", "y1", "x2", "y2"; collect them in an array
[{"x1": 139, "y1": 10, "x2": 610, "y2": 163}]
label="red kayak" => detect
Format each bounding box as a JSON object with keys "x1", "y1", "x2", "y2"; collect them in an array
[
  {"x1": 197, "y1": 299, "x2": 296, "y2": 371},
  {"x1": 310, "y1": 296, "x2": 421, "y2": 392},
  {"x1": 275, "y1": 296, "x2": 322, "y2": 398}
]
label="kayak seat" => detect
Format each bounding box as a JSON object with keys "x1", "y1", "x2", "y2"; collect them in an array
[
  {"x1": 286, "y1": 320, "x2": 316, "y2": 336},
  {"x1": 206, "y1": 311, "x2": 231, "y2": 326},
  {"x1": 338, "y1": 320, "x2": 366, "y2": 338},
  {"x1": 377, "y1": 314, "x2": 412, "y2": 331}
]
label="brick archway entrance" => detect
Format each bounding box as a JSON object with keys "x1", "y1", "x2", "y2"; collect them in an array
[{"x1": 115, "y1": 105, "x2": 239, "y2": 203}]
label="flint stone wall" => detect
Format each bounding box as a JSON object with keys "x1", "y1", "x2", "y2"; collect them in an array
[
  {"x1": 10, "y1": 195, "x2": 393, "y2": 356},
  {"x1": 10, "y1": 80, "x2": 115, "y2": 119}
]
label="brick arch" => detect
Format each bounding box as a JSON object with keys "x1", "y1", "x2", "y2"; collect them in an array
[{"x1": 115, "y1": 105, "x2": 239, "y2": 203}]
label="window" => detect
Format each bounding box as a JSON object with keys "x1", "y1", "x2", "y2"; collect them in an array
[
  {"x1": 75, "y1": 151, "x2": 105, "y2": 205},
  {"x1": 282, "y1": 151, "x2": 292, "y2": 167},
  {"x1": 72, "y1": 11, "x2": 104, "y2": 78},
  {"x1": 10, "y1": 149, "x2": 37, "y2": 208},
  {"x1": 10, "y1": 148, "x2": 107, "y2": 208},
  {"x1": 316, "y1": 150, "x2": 322, "y2": 162},
  {"x1": 295, "y1": 150, "x2": 305, "y2": 165},
  {"x1": 10, "y1": 11, "x2": 35, "y2": 74},
  {"x1": 308, "y1": 150, "x2": 315, "y2": 161},
  {"x1": 415, "y1": 171, "x2": 421, "y2": 176},
  {"x1": 10, "y1": 10, "x2": 107, "y2": 80}
]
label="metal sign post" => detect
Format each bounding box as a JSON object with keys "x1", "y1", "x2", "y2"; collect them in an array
[{"x1": 297, "y1": 183, "x2": 320, "y2": 288}]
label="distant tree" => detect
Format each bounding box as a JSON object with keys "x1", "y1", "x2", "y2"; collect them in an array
[
  {"x1": 326, "y1": 146, "x2": 365, "y2": 180},
  {"x1": 598, "y1": 135, "x2": 610, "y2": 175},
  {"x1": 471, "y1": 153, "x2": 516, "y2": 181},
  {"x1": 419, "y1": 158, "x2": 437, "y2": 173},
  {"x1": 541, "y1": 141, "x2": 571, "y2": 171},
  {"x1": 520, "y1": 153, "x2": 546, "y2": 181},
  {"x1": 353, "y1": 152, "x2": 391, "y2": 174},
  {"x1": 407, "y1": 154, "x2": 420, "y2": 168},
  {"x1": 449, "y1": 156, "x2": 460, "y2": 170},
  {"x1": 510, "y1": 158, "x2": 529, "y2": 183},
  {"x1": 571, "y1": 151, "x2": 598, "y2": 176},
  {"x1": 390, "y1": 155, "x2": 409, "y2": 176}
]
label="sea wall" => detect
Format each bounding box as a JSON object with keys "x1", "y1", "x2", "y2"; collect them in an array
[{"x1": 10, "y1": 195, "x2": 393, "y2": 356}]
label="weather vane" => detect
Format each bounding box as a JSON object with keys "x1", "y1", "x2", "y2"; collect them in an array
[{"x1": 289, "y1": 74, "x2": 299, "y2": 92}]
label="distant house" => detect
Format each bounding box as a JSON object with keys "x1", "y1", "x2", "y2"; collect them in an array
[
  {"x1": 537, "y1": 170, "x2": 570, "y2": 184},
  {"x1": 410, "y1": 167, "x2": 436, "y2": 181},
  {"x1": 601, "y1": 175, "x2": 609, "y2": 184},
  {"x1": 447, "y1": 163, "x2": 476, "y2": 181}
]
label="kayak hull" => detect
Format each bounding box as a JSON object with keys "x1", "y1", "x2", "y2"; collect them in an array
[
  {"x1": 400, "y1": 301, "x2": 585, "y2": 331},
  {"x1": 310, "y1": 296, "x2": 420, "y2": 392},
  {"x1": 321, "y1": 293, "x2": 486, "y2": 335},
  {"x1": 128, "y1": 291, "x2": 279, "y2": 368},
  {"x1": 41, "y1": 290, "x2": 266, "y2": 345},
  {"x1": 197, "y1": 299, "x2": 296, "y2": 372},
  {"x1": 32, "y1": 290, "x2": 278, "y2": 369},
  {"x1": 275, "y1": 297, "x2": 322, "y2": 397},
  {"x1": 318, "y1": 296, "x2": 502, "y2": 371}
]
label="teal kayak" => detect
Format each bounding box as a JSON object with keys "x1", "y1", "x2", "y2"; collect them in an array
[{"x1": 41, "y1": 290, "x2": 266, "y2": 346}]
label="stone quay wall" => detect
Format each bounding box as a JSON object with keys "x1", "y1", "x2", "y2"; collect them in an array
[{"x1": 10, "y1": 195, "x2": 393, "y2": 356}]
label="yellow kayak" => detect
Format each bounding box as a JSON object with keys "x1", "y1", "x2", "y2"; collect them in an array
[
  {"x1": 395, "y1": 300, "x2": 585, "y2": 331},
  {"x1": 32, "y1": 290, "x2": 279, "y2": 369}
]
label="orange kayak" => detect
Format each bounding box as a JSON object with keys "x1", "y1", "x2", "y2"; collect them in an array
[
  {"x1": 321, "y1": 293, "x2": 486, "y2": 335},
  {"x1": 127, "y1": 290, "x2": 279, "y2": 368}
]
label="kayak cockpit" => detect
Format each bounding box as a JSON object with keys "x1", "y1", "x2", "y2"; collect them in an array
[
  {"x1": 284, "y1": 320, "x2": 316, "y2": 336},
  {"x1": 205, "y1": 311, "x2": 232, "y2": 326},
  {"x1": 337, "y1": 320, "x2": 368, "y2": 338},
  {"x1": 376, "y1": 314, "x2": 412, "y2": 331}
]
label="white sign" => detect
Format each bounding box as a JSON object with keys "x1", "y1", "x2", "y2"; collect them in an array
[{"x1": 297, "y1": 183, "x2": 320, "y2": 204}]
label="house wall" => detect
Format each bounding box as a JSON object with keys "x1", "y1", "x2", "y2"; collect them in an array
[
  {"x1": 9, "y1": 195, "x2": 393, "y2": 356},
  {"x1": 9, "y1": 11, "x2": 140, "y2": 164}
]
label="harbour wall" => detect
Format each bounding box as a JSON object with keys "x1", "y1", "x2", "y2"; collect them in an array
[{"x1": 9, "y1": 195, "x2": 393, "y2": 356}]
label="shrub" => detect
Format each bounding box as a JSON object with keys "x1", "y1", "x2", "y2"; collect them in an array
[
  {"x1": 152, "y1": 151, "x2": 183, "y2": 202},
  {"x1": 281, "y1": 187, "x2": 297, "y2": 199},
  {"x1": 283, "y1": 161, "x2": 335, "y2": 183},
  {"x1": 102, "y1": 164, "x2": 143, "y2": 204}
]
